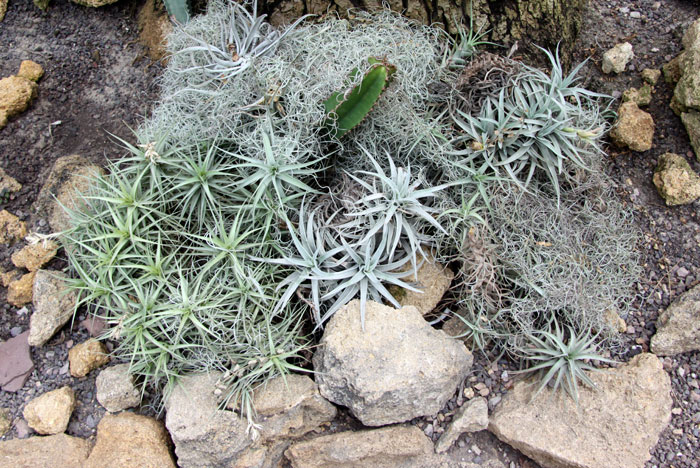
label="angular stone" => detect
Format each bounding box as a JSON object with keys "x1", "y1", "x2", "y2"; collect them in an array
[
  {"x1": 489, "y1": 353, "x2": 672, "y2": 468},
  {"x1": 0, "y1": 407, "x2": 11, "y2": 437},
  {"x1": 673, "y1": 48, "x2": 700, "y2": 112},
  {"x1": 285, "y1": 425, "x2": 433, "y2": 468},
  {"x1": 71, "y1": 0, "x2": 119, "y2": 6},
  {"x1": 69, "y1": 338, "x2": 110, "y2": 377},
  {"x1": 0, "y1": 210, "x2": 27, "y2": 244},
  {"x1": 0, "y1": 76, "x2": 37, "y2": 128},
  {"x1": 165, "y1": 373, "x2": 253, "y2": 468},
  {"x1": 664, "y1": 53, "x2": 684, "y2": 84},
  {"x1": 96, "y1": 364, "x2": 141, "y2": 412},
  {"x1": 1, "y1": 268, "x2": 21, "y2": 287},
  {"x1": 651, "y1": 283, "x2": 700, "y2": 355},
  {"x1": 0, "y1": 0, "x2": 6, "y2": 22},
  {"x1": 652, "y1": 152, "x2": 700, "y2": 206},
  {"x1": 0, "y1": 167, "x2": 21, "y2": 195},
  {"x1": 641, "y1": 68, "x2": 661, "y2": 85},
  {"x1": 252, "y1": 373, "x2": 337, "y2": 441},
  {"x1": 397, "y1": 252, "x2": 454, "y2": 315},
  {"x1": 602, "y1": 42, "x2": 633, "y2": 74},
  {"x1": 7, "y1": 271, "x2": 36, "y2": 307},
  {"x1": 313, "y1": 300, "x2": 473, "y2": 426},
  {"x1": 622, "y1": 84, "x2": 653, "y2": 107},
  {"x1": 29, "y1": 270, "x2": 77, "y2": 346},
  {"x1": 17, "y1": 61, "x2": 44, "y2": 82},
  {"x1": 22, "y1": 386, "x2": 76, "y2": 435},
  {"x1": 34, "y1": 155, "x2": 102, "y2": 233},
  {"x1": 681, "y1": 110, "x2": 700, "y2": 161},
  {"x1": 84, "y1": 412, "x2": 176, "y2": 468},
  {"x1": 610, "y1": 102, "x2": 654, "y2": 152},
  {"x1": 435, "y1": 397, "x2": 489, "y2": 453},
  {"x1": 0, "y1": 331, "x2": 34, "y2": 392},
  {"x1": 80, "y1": 314, "x2": 106, "y2": 337},
  {"x1": 682, "y1": 17, "x2": 700, "y2": 51},
  {"x1": 0, "y1": 433, "x2": 90, "y2": 468},
  {"x1": 137, "y1": 0, "x2": 172, "y2": 61},
  {"x1": 11, "y1": 241, "x2": 59, "y2": 271}
]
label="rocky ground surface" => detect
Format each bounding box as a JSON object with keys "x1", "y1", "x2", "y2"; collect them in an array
[{"x1": 0, "y1": 0, "x2": 699, "y2": 467}]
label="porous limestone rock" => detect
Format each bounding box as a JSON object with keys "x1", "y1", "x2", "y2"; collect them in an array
[
  {"x1": 0, "y1": 433, "x2": 90, "y2": 468},
  {"x1": 652, "y1": 152, "x2": 700, "y2": 206},
  {"x1": 682, "y1": 17, "x2": 700, "y2": 51},
  {"x1": 651, "y1": 283, "x2": 700, "y2": 355},
  {"x1": 70, "y1": 0, "x2": 119, "y2": 7},
  {"x1": 11, "y1": 240, "x2": 58, "y2": 271},
  {"x1": 664, "y1": 53, "x2": 684, "y2": 84},
  {"x1": 0, "y1": 0, "x2": 7, "y2": 22},
  {"x1": 0, "y1": 167, "x2": 21, "y2": 195},
  {"x1": 673, "y1": 48, "x2": 700, "y2": 113},
  {"x1": 0, "y1": 407, "x2": 11, "y2": 436},
  {"x1": 0, "y1": 75, "x2": 37, "y2": 129},
  {"x1": 84, "y1": 412, "x2": 176, "y2": 468},
  {"x1": 622, "y1": 84, "x2": 653, "y2": 107},
  {"x1": 138, "y1": 0, "x2": 172, "y2": 61},
  {"x1": 165, "y1": 372, "x2": 337, "y2": 468},
  {"x1": 610, "y1": 101, "x2": 654, "y2": 152},
  {"x1": 681, "y1": 110, "x2": 700, "y2": 160},
  {"x1": 489, "y1": 353, "x2": 672, "y2": 468},
  {"x1": 34, "y1": 155, "x2": 102, "y2": 233},
  {"x1": 313, "y1": 300, "x2": 473, "y2": 426},
  {"x1": 397, "y1": 252, "x2": 454, "y2": 315},
  {"x1": 164, "y1": 372, "x2": 253, "y2": 468},
  {"x1": 434, "y1": 397, "x2": 488, "y2": 453},
  {"x1": 22, "y1": 386, "x2": 76, "y2": 435},
  {"x1": 642, "y1": 68, "x2": 661, "y2": 85},
  {"x1": 28, "y1": 270, "x2": 77, "y2": 346},
  {"x1": 284, "y1": 425, "x2": 434, "y2": 468},
  {"x1": 602, "y1": 42, "x2": 634, "y2": 74},
  {"x1": 96, "y1": 364, "x2": 141, "y2": 412},
  {"x1": 17, "y1": 60, "x2": 43, "y2": 82},
  {"x1": 0, "y1": 210, "x2": 26, "y2": 244},
  {"x1": 69, "y1": 338, "x2": 110, "y2": 377},
  {"x1": 7, "y1": 271, "x2": 36, "y2": 307},
  {"x1": 0, "y1": 331, "x2": 34, "y2": 392},
  {"x1": 0, "y1": 268, "x2": 20, "y2": 287}
]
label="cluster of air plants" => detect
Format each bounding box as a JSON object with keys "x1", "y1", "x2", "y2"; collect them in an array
[{"x1": 61, "y1": 0, "x2": 641, "y2": 420}]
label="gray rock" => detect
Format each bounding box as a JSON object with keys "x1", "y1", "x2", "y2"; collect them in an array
[
  {"x1": 489, "y1": 353, "x2": 672, "y2": 468},
  {"x1": 96, "y1": 364, "x2": 141, "y2": 412},
  {"x1": 29, "y1": 270, "x2": 77, "y2": 347},
  {"x1": 682, "y1": 17, "x2": 700, "y2": 52},
  {"x1": 165, "y1": 373, "x2": 252, "y2": 468},
  {"x1": 652, "y1": 152, "x2": 700, "y2": 206},
  {"x1": 602, "y1": 42, "x2": 634, "y2": 74},
  {"x1": 681, "y1": 110, "x2": 700, "y2": 161},
  {"x1": 651, "y1": 283, "x2": 700, "y2": 355},
  {"x1": 0, "y1": 331, "x2": 34, "y2": 392},
  {"x1": 0, "y1": 433, "x2": 90, "y2": 468},
  {"x1": 284, "y1": 425, "x2": 434, "y2": 468},
  {"x1": 33, "y1": 154, "x2": 102, "y2": 233},
  {"x1": 165, "y1": 372, "x2": 335, "y2": 468},
  {"x1": 673, "y1": 48, "x2": 700, "y2": 113},
  {"x1": 434, "y1": 397, "x2": 489, "y2": 453},
  {"x1": 313, "y1": 300, "x2": 473, "y2": 426}
]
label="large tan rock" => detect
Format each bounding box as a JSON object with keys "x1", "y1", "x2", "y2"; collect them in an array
[
  {"x1": 434, "y1": 397, "x2": 488, "y2": 453},
  {"x1": 0, "y1": 0, "x2": 7, "y2": 22},
  {"x1": 22, "y1": 386, "x2": 76, "y2": 435},
  {"x1": 397, "y1": 252, "x2": 454, "y2": 315},
  {"x1": 610, "y1": 101, "x2": 654, "y2": 152},
  {"x1": 489, "y1": 353, "x2": 672, "y2": 468},
  {"x1": 84, "y1": 412, "x2": 176, "y2": 468},
  {"x1": 34, "y1": 155, "x2": 102, "y2": 233},
  {"x1": 7, "y1": 271, "x2": 36, "y2": 307},
  {"x1": 69, "y1": 338, "x2": 110, "y2": 377},
  {"x1": 0, "y1": 210, "x2": 27, "y2": 244},
  {"x1": 29, "y1": 270, "x2": 77, "y2": 346},
  {"x1": 0, "y1": 433, "x2": 90, "y2": 468},
  {"x1": 651, "y1": 283, "x2": 700, "y2": 355},
  {"x1": 673, "y1": 49, "x2": 700, "y2": 113},
  {"x1": 70, "y1": 0, "x2": 119, "y2": 7},
  {"x1": 0, "y1": 75, "x2": 37, "y2": 129},
  {"x1": 652, "y1": 152, "x2": 700, "y2": 206},
  {"x1": 284, "y1": 425, "x2": 433, "y2": 468},
  {"x1": 313, "y1": 300, "x2": 472, "y2": 426},
  {"x1": 137, "y1": 0, "x2": 172, "y2": 61},
  {"x1": 11, "y1": 240, "x2": 58, "y2": 271},
  {"x1": 602, "y1": 42, "x2": 634, "y2": 74}
]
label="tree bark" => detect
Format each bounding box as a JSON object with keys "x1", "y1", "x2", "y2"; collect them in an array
[{"x1": 261, "y1": 0, "x2": 587, "y2": 67}]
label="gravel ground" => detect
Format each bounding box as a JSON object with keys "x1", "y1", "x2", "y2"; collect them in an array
[{"x1": 1, "y1": 0, "x2": 699, "y2": 467}]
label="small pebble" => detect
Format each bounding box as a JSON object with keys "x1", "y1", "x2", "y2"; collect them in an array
[
  {"x1": 10, "y1": 326, "x2": 22, "y2": 337},
  {"x1": 677, "y1": 267, "x2": 690, "y2": 278},
  {"x1": 471, "y1": 444, "x2": 482, "y2": 456},
  {"x1": 652, "y1": 1, "x2": 661, "y2": 9},
  {"x1": 620, "y1": 6, "x2": 630, "y2": 13},
  {"x1": 672, "y1": 408, "x2": 683, "y2": 415},
  {"x1": 630, "y1": 11, "x2": 641, "y2": 19}
]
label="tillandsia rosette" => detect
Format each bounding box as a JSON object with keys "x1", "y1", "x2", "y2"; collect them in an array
[{"x1": 62, "y1": 0, "x2": 639, "y2": 431}]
